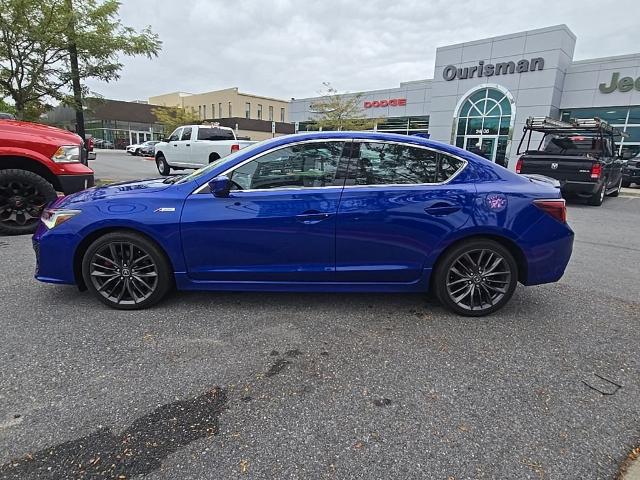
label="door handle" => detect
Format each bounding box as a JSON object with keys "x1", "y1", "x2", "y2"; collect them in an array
[
  {"x1": 295, "y1": 210, "x2": 332, "y2": 224},
  {"x1": 172, "y1": 144, "x2": 177, "y2": 147},
  {"x1": 424, "y1": 202, "x2": 461, "y2": 216},
  {"x1": 186, "y1": 143, "x2": 190, "y2": 147}
]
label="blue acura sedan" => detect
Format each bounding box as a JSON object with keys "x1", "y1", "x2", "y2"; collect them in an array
[{"x1": 33, "y1": 132, "x2": 574, "y2": 316}]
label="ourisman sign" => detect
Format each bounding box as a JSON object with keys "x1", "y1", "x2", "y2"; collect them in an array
[{"x1": 442, "y1": 57, "x2": 545, "y2": 81}]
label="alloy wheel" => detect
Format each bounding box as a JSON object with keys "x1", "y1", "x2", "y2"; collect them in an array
[
  {"x1": 445, "y1": 248, "x2": 512, "y2": 312},
  {"x1": 0, "y1": 180, "x2": 48, "y2": 228},
  {"x1": 89, "y1": 241, "x2": 158, "y2": 305}
]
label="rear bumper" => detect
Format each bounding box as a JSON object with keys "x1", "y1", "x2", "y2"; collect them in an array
[
  {"x1": 560, "y1": 180, "x2": 600, "y2": 196},
  {"x1": 57, "y1": 173, "x2": 95, "y2": 195}
]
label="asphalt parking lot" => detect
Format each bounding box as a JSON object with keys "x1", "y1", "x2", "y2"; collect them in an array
[{"x1": 0, "y1": 159, "x2": 639, "y2": 479}]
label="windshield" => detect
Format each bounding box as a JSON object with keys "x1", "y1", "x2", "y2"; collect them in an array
[{"x1": 175, "y1": 140, "x2": 267, "y2": 185}]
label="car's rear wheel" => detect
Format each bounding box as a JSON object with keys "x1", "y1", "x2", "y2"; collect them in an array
[
  {"x1": 156, "y1": 154, "x2": 171, "y2": 176},
  {"x1": 82, "y1": 232, "x2": 172, "y2": 310},
  {"x1": 434, "y1": 239, "x2": 518, "y2": 317},
  {"x1": 587, "y1": 183, "x2": 605, "y2": 206},
  {"x1": 0, "y1": 169, "x2": 57, "y2": 235}
]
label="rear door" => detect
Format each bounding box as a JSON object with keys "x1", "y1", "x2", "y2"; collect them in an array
[{"x1": 335, "y1": 141, "x2": 473, "y2": 283}]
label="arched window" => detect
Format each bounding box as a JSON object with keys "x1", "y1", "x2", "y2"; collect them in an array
[{"x1": 454, "y1": 86, "x2": 514, "y2": 167}]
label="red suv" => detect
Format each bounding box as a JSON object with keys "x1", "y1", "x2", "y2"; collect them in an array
[{"x1": 0, "y1": 120, "x2": 94, "y2": 235}]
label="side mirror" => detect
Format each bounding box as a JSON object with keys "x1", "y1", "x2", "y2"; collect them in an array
[{"x1": 209, "y1": 175, "x2": 231, "y2": 197}]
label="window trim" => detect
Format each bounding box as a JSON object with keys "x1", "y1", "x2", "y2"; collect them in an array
[{"x1": 192, "y1": 138, "x2": 468, "y2": 194}]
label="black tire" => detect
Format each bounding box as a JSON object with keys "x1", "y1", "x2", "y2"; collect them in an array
[
  {"x1": 587, "y1": 183, "x2": 605, "y2": 206},
  {"x1": 608, "y1": 177, "x2": 622, "y2": 197},
  {"x1": 134, "y1": 148, "x2": 140, "y2": 156},
  {"x1": 622, "y1": 180, "x2": 631, "y2": 188},
  {"x1": 433, "y1": 239, "x2": 518, "y2": 317},
  {"x1": 156, "y1": 154, "x2": 171, "y2": 176},
  {"x1": 0, "y1": 169, "x2": 57, "y2": 235},
  {"x1": 209, "y1": 153, "x2": 220, "y2": 164},
  {"x1": 82, "y1": 231, "x2": 172, "y2": 310}
]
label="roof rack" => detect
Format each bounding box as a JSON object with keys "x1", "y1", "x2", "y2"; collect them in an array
[{"x1": 524, "y1": 116, "x2": 627, "y2": 137}]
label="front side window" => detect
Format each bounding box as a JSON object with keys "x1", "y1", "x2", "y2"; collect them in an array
[
  {"x1": 181, "y1": 127, "x2": 192, "y2": 141},
  {"x1": 167, "y1": 128, "x2": 182, "y2": 142},
  {"x1": 347, "y1": 142, "x2": 464, "y2": 185},
  {"x1": 229, "y1": 141, "x2": 346, "y2": 190}
]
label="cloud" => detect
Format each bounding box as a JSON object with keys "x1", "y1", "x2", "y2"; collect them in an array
[{"x1": 86, "y1": 0, "x2": 640, "y2": 102}]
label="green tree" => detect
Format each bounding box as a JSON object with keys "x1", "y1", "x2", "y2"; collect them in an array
[
  {"x1": 0, "y1": 0, "x2": 161, "y2": 130},
  {"x1": 152, "y1": 106, "x2": 199, "y2": 136},
  {"x1": 308, "y1": 82, "x2": 378, "y2": 131}
]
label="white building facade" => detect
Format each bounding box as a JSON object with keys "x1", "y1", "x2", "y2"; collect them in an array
[{"x1": 290, "y1": 25, "x2": 640, "y2": 170}]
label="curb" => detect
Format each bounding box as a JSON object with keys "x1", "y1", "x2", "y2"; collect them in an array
[
  {"x1": 618, "y1": 447, "x2": 640, "y2": 480},
  {"x1": 621, "y1": 188, "x2": 640, "y2": 198}
]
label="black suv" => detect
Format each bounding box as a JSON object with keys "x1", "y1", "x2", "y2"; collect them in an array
[{"x1": 622, "y1": 150, "x2": 640, "y2": 187}]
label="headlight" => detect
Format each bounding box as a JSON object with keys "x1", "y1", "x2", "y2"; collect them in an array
[
  {"x1": 41, "y1": 208, "x2": 81, "y2": 229},
  {"x1": 52, "y1": 145, "x2": 81, "y2": 163}
]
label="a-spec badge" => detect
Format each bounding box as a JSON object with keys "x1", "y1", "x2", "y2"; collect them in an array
[
  {"x1": 154, "y1": 207, "x2": 175, "y2": 213},
  {"x1": 485, "y1": 193, "x2": 507, "y2": 212}
]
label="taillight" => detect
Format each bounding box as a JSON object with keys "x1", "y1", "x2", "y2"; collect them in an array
[
  {"x1": 231, "y1": 144, "x2": 240, "y2": 153},
  {"x1": 533, "y1": 199, "x2": 567, "y2": 223},
  {"x1": 590, "y1": 163, "x2": 602, "y2": 179},
  {"x1": 515, "y1": 157, "x2": 524, "y2": 174}
]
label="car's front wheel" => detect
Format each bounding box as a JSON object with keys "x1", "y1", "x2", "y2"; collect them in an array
[
  {"x1": 156, "y1": 154, "x2": 171, "y2": 176},
  {"x1": 433, "y1": 239, "x2": 518, "y2": 317},
  {"x1": 82, "y1": 231, "x2": 172, "y2": 309},
  {"x1": 0, "y1": 169, "x2": 57, "y2": 235}
]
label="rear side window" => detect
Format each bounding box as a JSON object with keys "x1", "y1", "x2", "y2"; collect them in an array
[
  {"x1": 347, "y1": 142, "x2": 463, "y2": 185},
  {"x1": 198, "y1": 127, "x2": 235, "y2": 141},
  {"x1": 181, "y1": 127, "x2": 192, "y2": 141}
]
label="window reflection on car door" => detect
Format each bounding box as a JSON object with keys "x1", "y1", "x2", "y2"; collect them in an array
[{"x1": 335, "y1": 141, "x2": 474, "y2": 283}]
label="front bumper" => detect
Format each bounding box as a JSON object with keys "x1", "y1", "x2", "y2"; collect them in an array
[
  {"x1": 32, "y1": 222, "x2": 80, "y2": 285},
  {"x1": 57, "y1": 173, "x2": 95, "y2": 195}
]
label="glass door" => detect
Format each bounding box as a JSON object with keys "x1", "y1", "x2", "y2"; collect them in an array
[{"x1": 464, "y1": 136, "x2": 497, "y2": 161}]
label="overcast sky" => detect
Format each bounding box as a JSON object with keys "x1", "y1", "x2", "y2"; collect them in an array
[{"x1": 86, "y1": 0, "x2": 640, "y2": 102}]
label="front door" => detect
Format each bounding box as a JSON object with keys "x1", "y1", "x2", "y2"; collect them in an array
[
  {"x1": 181, "y1": 140, "x2": 350, "y2": 282},
  {"x1": 464, "y1": 136, "x2": 497, "y2": 162},
  {"x1": 335, "y1": 141, "x2": 474, "y2": 283}
]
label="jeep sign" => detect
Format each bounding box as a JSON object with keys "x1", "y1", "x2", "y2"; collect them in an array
[
  {"x1": 442, "y1": 57, "x2": 545, "y2": 81},
  {"x1": 599, "y1": 72, "x2": 640, "y2": 93}
]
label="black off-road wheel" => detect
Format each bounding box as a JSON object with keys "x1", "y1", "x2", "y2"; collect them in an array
[
  {"x1": 433, "y1": 239, "x2": 518, "y2": 317},
  {"x1": 156, "y1": 154, "x2": 171, "y2": 176},
  {"x1": 82, "y1": 231, "x2": 173, "y2": 310},
  {"x1": 587, "y1": 183, "x2": 605, "y2": 206},
  {"x1": 0, "y1": 169, "x2": 57, "y2": 235}
]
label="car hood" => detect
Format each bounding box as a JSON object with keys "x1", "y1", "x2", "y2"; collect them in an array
[{"x1": 52, "y1": 177, "x2": 172, "y2": 208}]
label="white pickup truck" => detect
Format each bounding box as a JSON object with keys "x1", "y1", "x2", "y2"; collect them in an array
[{"x1": 153, "y1": 124, "x2": 255, "y2": 175}]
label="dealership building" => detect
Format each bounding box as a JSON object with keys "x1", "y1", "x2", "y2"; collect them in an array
[{"x1": 290, "y1": 25, "x2": 640, "y2": 169}]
